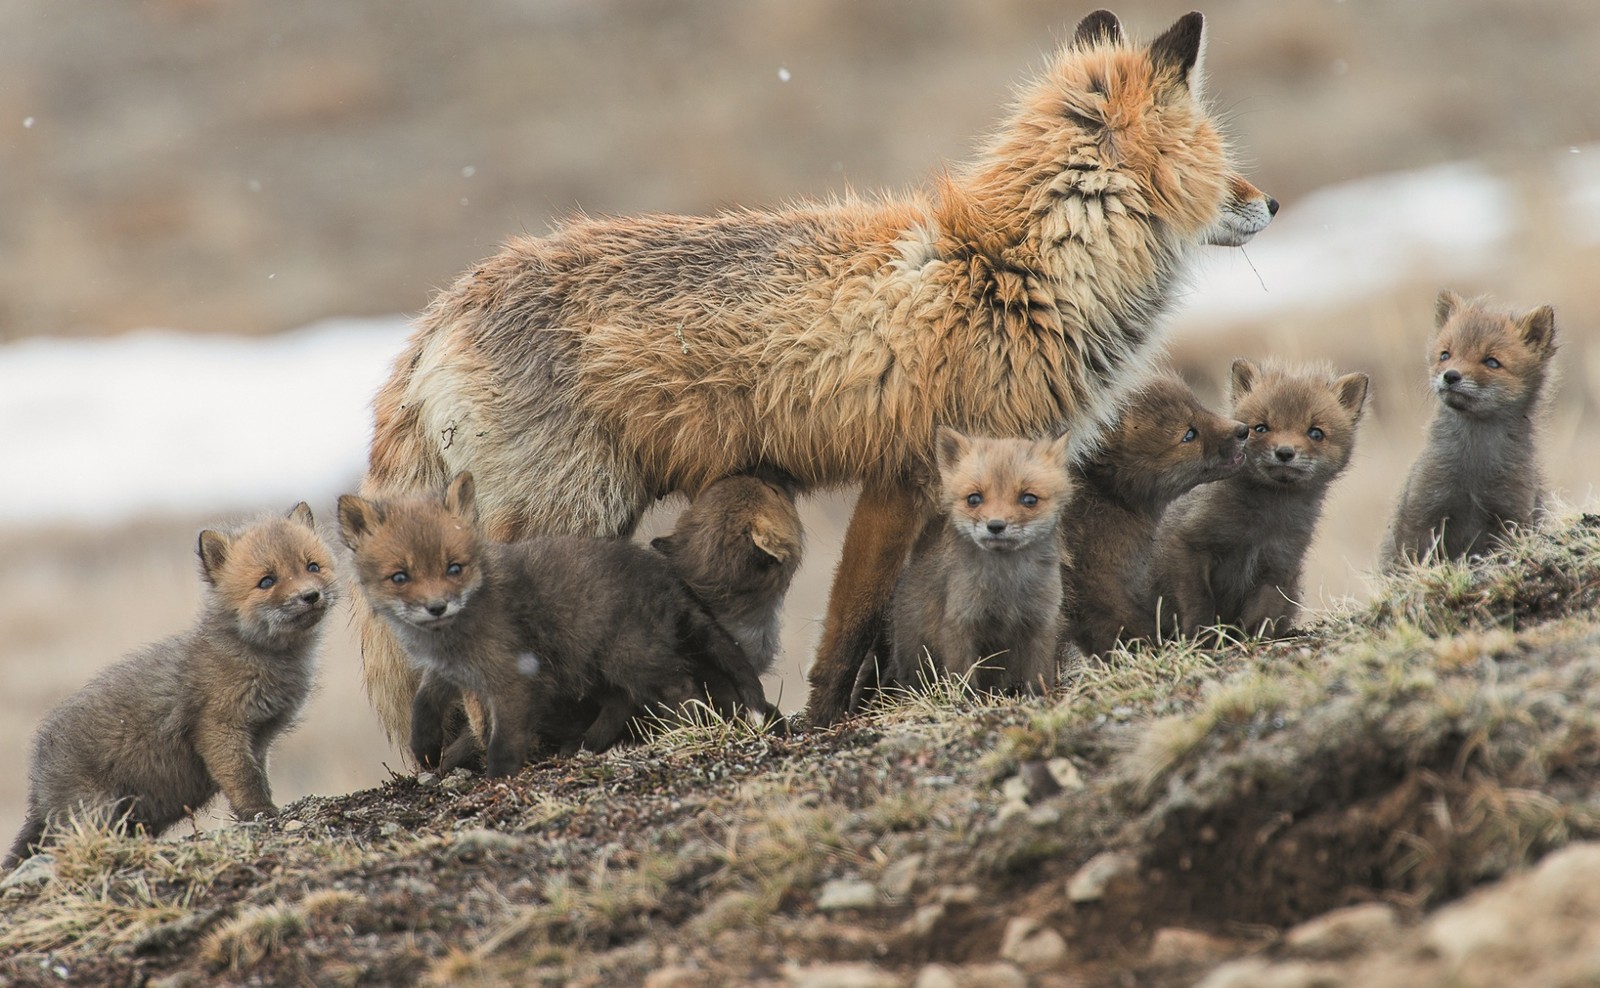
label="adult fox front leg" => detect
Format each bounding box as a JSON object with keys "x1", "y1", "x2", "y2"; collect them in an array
[{"x1": 356, "y1": 9, "x2": 1276, "y2": 743}]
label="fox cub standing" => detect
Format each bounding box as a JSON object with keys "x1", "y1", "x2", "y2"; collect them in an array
[
  {"x1": 1151, "y1": 360, "x2": 1369, "y2": 640},
  {"x1": 1381, "y1": 291, "x2": 1557, "y2": 569},
  {"x1": 7, "y1": 505, "x2": 334, "y2": 867},
  {"x1": 1063, "y1": 375, "x2": 1247, "y2": 657},
  {"x1": 338, "y1": 473, "x2": 774, "y2": 778},
  {"x1": 880, "y1": 429, "x2": 1072, "y2": 696}
]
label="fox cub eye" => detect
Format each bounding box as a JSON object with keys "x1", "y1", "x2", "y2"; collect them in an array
[
  {"x1": 1020, "y1": 493, "x2": 1039, "y2": 508},
  {"x1": 390, "y1": 571, "x2": 409, "y2": 585},
  {"x1": 446, "y1": 563, "x2": 463, "y2": 576},
  {"x1": 1252, "y1": 424, "x2": 1268, "y2": 434},
  {"x1": 1439, "y1": 350, "x2": 1450, "y2": 361},
  {"x1": 306, "y1": 561, "x2": 321, "y2": 574},
  {"x1": 1307, "y1": 427, "x2": 1325, "y2": 441},
  {"x1": 257, "y1": 575, "x2": 276, "y2": 590},
  {"x1": 1181, "y1": 427, "x2": 1198, "y2": 443},
  {"x1": 1483, "y1": 357, "x2": 1501, "y2": 369},
  {"x1": 966, "y1": 493, "x2": 983, "y2": 507}
]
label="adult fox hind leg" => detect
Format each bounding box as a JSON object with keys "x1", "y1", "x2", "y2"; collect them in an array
[{"x1": 807, "y1": 478, "x2": 929, "y2": 726}]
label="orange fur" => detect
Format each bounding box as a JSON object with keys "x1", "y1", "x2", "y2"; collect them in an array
[{"x1": 358, "y1": 10, "x2": 1275, "y2": 738}]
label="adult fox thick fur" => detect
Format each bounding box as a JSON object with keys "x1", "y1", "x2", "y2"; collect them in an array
[{"x1": 359, "y1": 9, "x2": 1277, "y2": 734}]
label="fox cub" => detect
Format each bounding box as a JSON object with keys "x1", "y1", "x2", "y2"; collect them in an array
[
  {"x1": 1152, "y1": 360, "x2": 1369, "y2": 639},
  {"x1": 338, "y1": 473, "x2": 774, "y2": 778},
  {"x1": 1063, "y1": 375, "x2": 1247, "y2": 657},
  {"x1": 882, "y1": 429, "x2": 1072, "y2": 695},
  {"x1": 7, "y1": 504, "x2": 334, "y2": 867},
  {"x1": 1381, "y1": 291, "x2": 1557, "y2": 568}
]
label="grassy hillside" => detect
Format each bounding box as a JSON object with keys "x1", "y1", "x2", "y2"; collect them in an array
[{"x1": 3, "y1": 516, "x2": 1598, "y2": 987}]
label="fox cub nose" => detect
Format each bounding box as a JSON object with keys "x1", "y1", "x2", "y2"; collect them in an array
[
  {"x1": 1443, "y1": 369, "x2": 1462, "y2": 386},
  {"x1": 300, "y1": 590, "x2": 322, "y2": 605},
  {"x1": 986, "y1": 519, "x2": 1008, "y2": 534},
  {"x1": 425, "y1": 601, "x2": 449, "y2": 617},
  {"x1": 1274, "y1": 446, "x2": 1297, "y2": 463},
  {"x1": 1232, "y1": 423, "x2": 1250, "y2": 441}
]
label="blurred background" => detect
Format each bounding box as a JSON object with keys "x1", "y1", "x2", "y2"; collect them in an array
[{"x1": 3, "y1": 0, "x2": 1598, "y2": 831}]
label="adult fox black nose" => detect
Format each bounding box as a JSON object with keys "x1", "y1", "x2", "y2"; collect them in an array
[
  {"x1": 987, "y1": 519, "x2": 1008, "y2": 534},
  {"x1": 426, "y1": 601, "x2": 448, "y2": 617},
  {"x1": 1274, "y1": 446, "x2": 1296, "y2": 462},
  {"x1": 1266, "y1": 196, "x2": 1280, "y2": 217},
  {"x1": 1443, "y1": 369, "x2": 1462, "y2": 386}
]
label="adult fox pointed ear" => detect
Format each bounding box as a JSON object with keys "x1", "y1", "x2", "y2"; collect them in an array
[
  {"x1": 1333, "y1": 372, "x2": 1371, "y2": 422},
  {"x1": 287, "y1": 501, "x2": 315, "y2": 531},
  {"x1": 336, "y1": 494, "x2": 382, "y2": 550},
  {"x1": 935, "y1": 427, "x2": 971, "y2": 475},
  {"x1": 1435, "y1": 289, "x2": 1466, "y2": 328},
  {"x1": 443, "y1": 471, "x2": 478, "y2": 526},
  {"x1": 1071, "y1": 9, "x2": 1124, "y2": 49},
  {"x1": 1150, "y1": 11, "x2": 1206, "y2": 93},
  {"x1": 1229, "y1": 358, "x2": 1260, "y2": 402},
  {"x1": 198, "y1": 530, "x2": 231, "y2": 585},
  {"x1": 1516, "y1": 304, "x2": 1557, "y2": 357}
]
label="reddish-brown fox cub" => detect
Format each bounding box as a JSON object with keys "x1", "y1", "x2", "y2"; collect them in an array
[{"x1": 7, "y1": 504, "x2": 335, "y2": 867}]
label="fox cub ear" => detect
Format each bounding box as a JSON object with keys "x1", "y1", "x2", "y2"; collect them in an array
[
  {"x1": 336, "y1": 494, "x2": 382, "y2": 549},
  {"x1": 198, "y1": 529, "x2": 231, "y2": 585},
  {"x1": 443, "y1": 471, "x2": 478, "y2": 526},
  {"x1": 750, "y1": 521, "x2": 794, "y2": 565},
  {"x1": 1150, "y1": 11, "x2": 1206, "y2": 93},
  {"x1": 1435, "y1": 289, "x2": 1465, "y2": 328},
  {"x1": 287, "y1": 501, "x2": 315, "y2": 531},
  {"x1": 1038, "y1": 431, "x2": 1072, "y2": 467},
  {"x1": 1071, "y1": 9, "x2": 1124, "y2": 50},
  {"x1": 1228, "y1": 358, "x2": 1260, "y2": 402},
  {"x1": 649, "y1": 535, "x2": 676, "y2": 557},
  {"x1": 935, "y1": 427, "x2": 972, "y2": 474},
  {"x1": 1333, "y1": 372, "x2": 1370, "y2": 421},
  {"x1": 1517, "y1": 304, "x2": 1557, "y2": 356}
]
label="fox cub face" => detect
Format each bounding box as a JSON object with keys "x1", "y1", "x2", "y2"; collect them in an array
[
  {"x1": 1093, "y1": 375, "x2": 1247, "y2": 502},
  {"x1": 1230, "y1": 359, "x2": 1369, "y2": 490},
  {"x1": 936, "y1": 428, "x2": 1073, "y2": 551},
  {"x1": 1430, "y1": 290, "x2": 1557, "y2": 418},
  {"x1": 339, "y1": 473, "x2": 484, "y2": 633},
  {"x1": 200, "y1": 502, "x2": 335, "y2": 645}
]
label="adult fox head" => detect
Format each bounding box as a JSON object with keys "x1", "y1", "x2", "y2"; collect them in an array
[
  {"x1": 1430, "y1": 290, "x2": 1557, "y2": 419},
  {"x1": 936, "y1": 428, "x2": 1073, "y2": 552},
  {"x1": 339, "y1": 472, "x2": 484, "y2": 633}
]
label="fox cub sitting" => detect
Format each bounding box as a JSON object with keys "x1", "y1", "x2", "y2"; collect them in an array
[
  {"x1": 338, "y1": 473, "x2": 775, "y2": 778},
  {"x1": 880, "y1": 429, "x2": 1072, "y2": 696},
  {"x1": 7, "y1": 504, "x2": 334, "y2": 867},
  {"x1": 1151, "y1": 359, "x2": 1368, "y2": 640},
  {"x1": 1381, "y1": 291, "x2": 1557, "y2": 569},
  {"x1": 1062, "y1": 374, "x2": 1247, "y2": 657}
]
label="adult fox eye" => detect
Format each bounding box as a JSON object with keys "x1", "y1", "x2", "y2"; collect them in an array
[
  {"x1": 446, "y1": 563, "x2": 463, "y2": 576},
  {"x1": 1181, "y1": 427, "x2": 1197, "y2": 443},
  {"x1": 966, "y1": 493, "x2": 983, "y2": 507},
  {"x1": 1020, "y1": 493, "x2": 1039, "y2": 507},
  {"x1": 257, "y1": 575, "x2": 276, "y2": 590},
  {"x1": 390, "y1": 571, "x2": 409, "y2": 585},
  {"x1": 1308, "y1": 427, "x2": 1325, "y2": 441},
  {"x1": 306, "y1": 561, "x2": 321, "y2": 573},
  {"x1": 1484, "y1": 357, "x2": 1501, "y2": 369}
]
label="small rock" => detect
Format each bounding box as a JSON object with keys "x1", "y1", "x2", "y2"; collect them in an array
[
  {"x1": 912, "y1": 963, "x2": 960, "y2": 988},
  {"x1": 442, "y1": 768, "x2": 476, "y2": 790},
  {"x1": 1192, "y1": 958, "x2": 1337, "y2": 988},
  {"x1": 643, "y1": 966, "x2": 709, "y2": 988},
  {"x1": 995, "y1": 798, "x2": 1030, "y2": 823},
  {"x1": 957, "y1": 962, "x2": 1028, "y2": 988},
  {"x1": 999, "y1": 916, "x2": 1068, "y2": 970},
  {"x1": 1018, "y1": 760, "x2": 1062, "y2": 802},
  {"x1": 1283, "y1": 902, "x2": 1398, "y2": 958},
  {"x1": 379, "y1": 821, "x2": 401, "y2": 838},
  {"x1": 816, "y1": 879, "x2": 880, "y2": 912},
  {"x1": 902, "y1": 903, "x2": 945, "y2": 939},
  {"x1": 1001, "y1": 774, "x2": 1031, "y2": 803},
  {"x1": 1066, "y1": 851, "x2": 1137, "y2": 903},
  {"x1": 1, "y1": 854, "x2": 55, "y2": 890},
  {"x1": 880, "y1": 853, "x2": 924, "y2": 900},
  {"x1": 415, "y1": 771, "x2": 438, "y2": 786},
  {"x1": 786, "y1": 962, "x2": 899, "y2": 988},
  {"x1": 1147, "y1": 926, "x2": 1234, "y2": 965},
  {"x1": 1026, "y1": 803, "x2": 1062, "y2": 827},
  {"x1": 1044, "y1": 758, "x2": 1084, "y2": 791},
  {"x1": 281, "y1": 819, "x2": 305, "y2": 833},
  {"x1": 938, "y1": 884, "x2": 980, "y2": 905}
]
